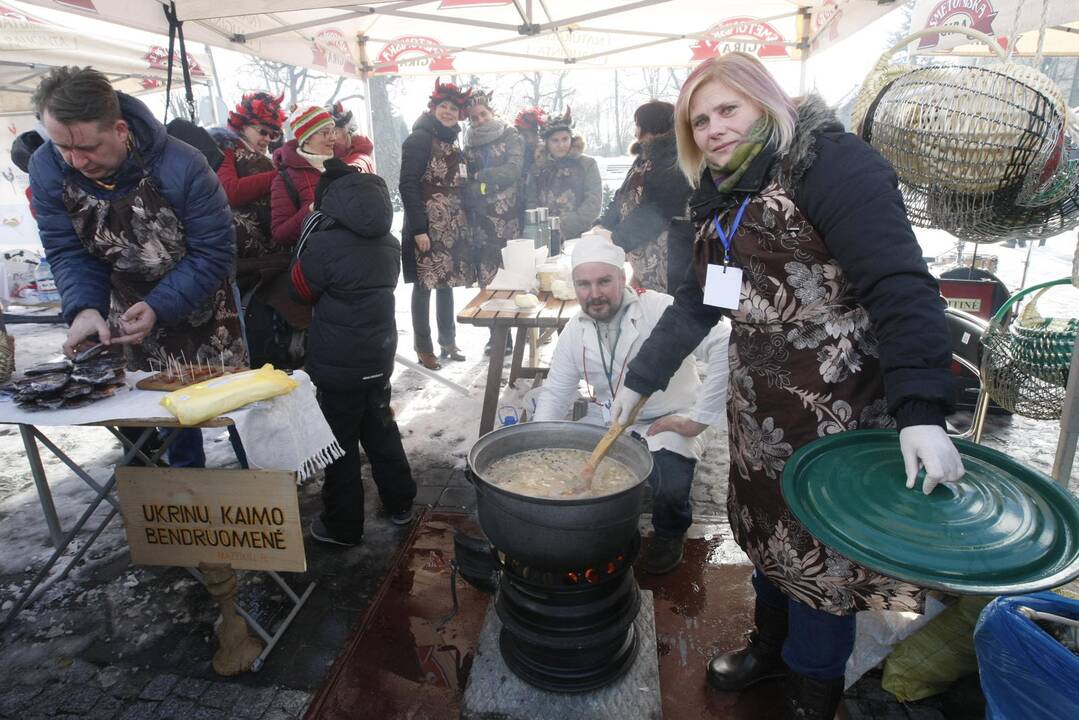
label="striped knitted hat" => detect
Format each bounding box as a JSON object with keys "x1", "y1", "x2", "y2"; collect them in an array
[{"x1": 288, "y1": 105, "x2": 334, "y2": 147}]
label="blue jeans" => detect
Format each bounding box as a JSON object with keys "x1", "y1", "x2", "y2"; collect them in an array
[
  {"x1": 411, "y1": 285, "x2": 456, "y2": 354},
  {"x1": 163, "y1": 428, "x2": 205, "y2": 468},
  {"x1": 753, "y1": 570, "x2": 856, "y2": 680},
  {"x1": 645, "y1": 448, "x2": 695, "y2": 537}
]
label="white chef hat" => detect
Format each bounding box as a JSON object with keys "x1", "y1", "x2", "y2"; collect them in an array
[{"x1": 571, "y1": 235, "x2": 625, "y2": 271}]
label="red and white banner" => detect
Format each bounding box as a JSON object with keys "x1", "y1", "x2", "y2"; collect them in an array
[
  {"x1": 374, "y1": 35, "x2": 457, "y2": 74},
  {"x1": 912, "y1": 0, "x2": 1077, "y2": 53},
  {"x1": 691, "y1": 17, "x2": 790, "y2": 61}
]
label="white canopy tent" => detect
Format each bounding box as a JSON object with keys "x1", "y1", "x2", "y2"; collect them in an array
[
  {"x1": 15, "y1": 0, "x2": 905, "y2": 80},
  {"x1": 0, "y1": 0, "x2": 211, "y2": 115}
]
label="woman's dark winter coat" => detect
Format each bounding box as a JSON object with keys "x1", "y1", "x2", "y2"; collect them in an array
[
  {"x1": 596, "y1": 129, "x2": 694, "y2": 291},
  {"x1": 625, "y1": 96, "x2": 954, "y2": 616},
  {"x1": 29, "y1": 92, "x2": 233, "y2": 326},
  {"x1": 289, "y1": 172, "x2": 399, "y2": 391}
]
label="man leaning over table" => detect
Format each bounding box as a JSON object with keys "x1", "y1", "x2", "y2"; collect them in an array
[
  {"x1": 532, "y1": 236, "x2": 730, "y2": 574},
  {"x1": 29, "y1": 66, "x2": 247, "y2": 467}
]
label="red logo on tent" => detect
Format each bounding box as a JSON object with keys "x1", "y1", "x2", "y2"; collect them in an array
[
  {"x1": 144, "y1": 47, "x2": 206, "y2": 77},
  {"x1": 691, "y1": 17, "x2": 790, "y2": 61},
  {"x1": 312, "y1": 29, "x2": 357, "y2": 75},
  {"x1": 375, "y1": 36, "x2": 457, "y2": 74},
  {"x1": 141, "y1": 78, "x2": 163, "y2": 90},
  {"x1": 53, "y1": 0, "x2": 98, "y2": 12},
  {"x1": 917, "y1": 0, "x2": 999, "y2": 49},
  {"x1": 439, "y1": 0, "x2": 511, "y2": 7}
]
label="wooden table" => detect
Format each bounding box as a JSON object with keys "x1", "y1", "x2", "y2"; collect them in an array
[{"x1": 457, "y1": 289, "x2": 579, "y2": 435}]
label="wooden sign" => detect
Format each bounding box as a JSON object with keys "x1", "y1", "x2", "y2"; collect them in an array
[{"x1": 116, "y1": 467, "x2": 306, "y2": 573}]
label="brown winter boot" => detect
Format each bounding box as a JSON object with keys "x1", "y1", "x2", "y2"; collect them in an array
[
  {"x1": 417, "y1": 351, "x2": 441, "y2": 370},
  {"x1": 783, "y1": 671, "x2": 845, "y2": 719},
  {"x1": 706, "y1": 599, "x2": 788, "y2": 691}
]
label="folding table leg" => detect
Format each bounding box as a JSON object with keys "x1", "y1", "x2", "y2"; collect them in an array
[
  {"x1": 21, "y1": 424, "x2": 63, "y2": 548},
  {"x1": 479, "y1": 327, "x2": 510, "y2": 435},
  {"x1": 2, "y1": 426, "x2": 172, "y2": 628},
  {"x1": 506, "y1": 327, "x2": 528, "y2": 387}
]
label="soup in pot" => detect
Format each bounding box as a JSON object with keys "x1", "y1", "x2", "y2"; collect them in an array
[{"x1": 486, "y1": 447, "x2": 638, "y2": 498}]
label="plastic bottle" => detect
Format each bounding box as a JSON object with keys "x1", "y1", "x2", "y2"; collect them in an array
[{"x1": 34, "y1": 257, "x2": 61, "y2": 304}]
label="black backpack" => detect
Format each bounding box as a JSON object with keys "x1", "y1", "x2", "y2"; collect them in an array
[{"x1": 165, "y1": 118, "x2": 224, "y2": 171}]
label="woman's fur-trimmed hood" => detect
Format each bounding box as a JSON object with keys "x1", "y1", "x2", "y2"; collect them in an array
[
  {"x1": 772, "y1": 94, "x2": 843, "y2": 190},
  {"x1": 629, "y1": 128, "x2": 676, "y2": 161}
]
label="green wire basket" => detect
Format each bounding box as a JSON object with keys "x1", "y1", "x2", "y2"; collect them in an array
[{"x1": 980, "y1": 277, "x2": 1078, "y2": 420}]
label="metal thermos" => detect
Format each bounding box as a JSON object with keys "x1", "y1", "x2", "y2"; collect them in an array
[
  {"x1": 522, "y1": 208, "x2": 539, "y2": 242},
  {"x1": 549, "y1": 216, "x2": 562, "y2": 256}
]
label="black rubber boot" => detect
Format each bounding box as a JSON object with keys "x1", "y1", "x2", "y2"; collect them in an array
[
  {"x1": 706, "y1": 599, "x2": 788, "y2": 691},
  {"x1": 783, "y1": 671, "x2": 845, "y2": 720}
]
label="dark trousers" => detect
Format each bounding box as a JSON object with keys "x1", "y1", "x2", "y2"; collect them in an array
[
  {"x1": 753, "y1": 570, "x2": 856, "y2": 680},
  {"x1": 316, "y1": 379, "x2": 416, "y2": 542},
  {"x1": 411, "y1": 285, "x2": 456, "y2": 354},
  {"x1": 645, "y1": 447, "x2": 696, "y2": 537}
]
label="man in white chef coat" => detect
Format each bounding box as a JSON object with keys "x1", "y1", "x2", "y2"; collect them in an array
[{"x1": 534, "y1": 236, "x2": 729, "y2": 574}]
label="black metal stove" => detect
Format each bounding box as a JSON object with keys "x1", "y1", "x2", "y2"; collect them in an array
[{"x1": 494, "y1": 532, "x2": 642, "y2": 693}]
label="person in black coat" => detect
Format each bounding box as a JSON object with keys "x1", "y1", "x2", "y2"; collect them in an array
[
  {"x1": 290, "y1": 159, "x2": 416, "y2": 545},
  {"x1": 592, "y1": 101, "x2": 694, "y2": 293}
]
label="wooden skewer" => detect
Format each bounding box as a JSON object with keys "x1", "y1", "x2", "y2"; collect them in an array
[{"x1": 579, "y1": 395, "x2": 649, "y2": 491}]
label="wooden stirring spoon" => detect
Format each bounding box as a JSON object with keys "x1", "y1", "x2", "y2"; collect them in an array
[{"x1": 579, "y1": 395, "x2": 649, "y2": 491}]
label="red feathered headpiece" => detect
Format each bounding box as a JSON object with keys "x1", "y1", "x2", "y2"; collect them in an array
[
  {"x1": 428, "y1": 77, "x2": 473, "y2": 118},
  {"x1": 514, "y1": 106, "x2": 548, "y2": 131},
  {"x1": 228, "y1": 92, "x2": 286, "y2": 132}
]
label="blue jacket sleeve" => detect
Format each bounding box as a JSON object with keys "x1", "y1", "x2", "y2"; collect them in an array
[
  {"x1": 29, "y1": 148, "x2": 112, "y2": 325},
  {"x1": 146, "y1": 141, "x2": 235, "y2": 325}
]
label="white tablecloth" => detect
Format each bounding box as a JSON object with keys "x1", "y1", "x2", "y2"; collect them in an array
[{"x1": 0, "y1": 370, "x2": 341, "y2": 482}]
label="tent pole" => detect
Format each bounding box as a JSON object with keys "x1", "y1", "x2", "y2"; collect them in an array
[
  {"x1": 798, "y1": 8, "x2": 810, "y2": 96},
  {"x1": 204, "y1": 44, "x2": 226, "y2": 126},
  {"x1": 358, "y1": 35, "x2": 377, "y2": 168}
]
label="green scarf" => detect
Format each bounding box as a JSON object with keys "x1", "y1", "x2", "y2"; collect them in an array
[{"x1": 707, "y1": 118, "x2": 770, "y2": 194}]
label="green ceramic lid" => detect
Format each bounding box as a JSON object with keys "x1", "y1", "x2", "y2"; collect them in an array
[{"x1": 781, "y1": 429, "x2": 1079, "y2": 594}]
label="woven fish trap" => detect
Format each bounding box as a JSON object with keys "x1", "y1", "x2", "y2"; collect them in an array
[
  {"x1": 896, "y1": 128, "x2": 1079, "y2": 242},
  {"x1": 862, "y1": 63, "x2": 1066, "y2": 195},
  {"x1": 980, "y1": 278, "x2": 1078, "y2": 420}
]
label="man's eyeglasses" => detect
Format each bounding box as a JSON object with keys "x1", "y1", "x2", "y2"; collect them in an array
[{"x1": 255, "y1": 127, "x2": 281, "y2": 140}]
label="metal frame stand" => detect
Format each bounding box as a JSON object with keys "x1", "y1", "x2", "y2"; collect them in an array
[
  {"x1": 3, "y1": 422, "x2": 316, "y2": 672},
  {"x1": 2, "y1": 424, "x2": 174, "y2": 627},
  {"x1": 187, "y1": 566, "x2": 316, "y2": 673}
]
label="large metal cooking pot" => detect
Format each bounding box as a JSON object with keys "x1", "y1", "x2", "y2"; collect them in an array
[{"x1": 467, "y1": 422, "x2": 653, "y2": 570}]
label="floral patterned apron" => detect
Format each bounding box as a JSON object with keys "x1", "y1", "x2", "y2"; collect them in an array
[{"x1": 63, "y1": 175, "x2": 248, "y2": 371}]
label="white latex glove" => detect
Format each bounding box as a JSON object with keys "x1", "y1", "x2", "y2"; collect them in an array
[
  {"x1": 899, "y1": 425, "x2": 965, "y2": 495},
  {"x1": 610, "y1": 387, "x2": 644, "y2": 426}
]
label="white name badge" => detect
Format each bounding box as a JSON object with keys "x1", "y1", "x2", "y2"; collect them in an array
[
  {"x1": 703, "y1": 263, "x2": 743, "y2": 309},
  {"x1": 458, "y1": 163, "x2": 468, "y2": 179},
  {"x1": 601, "y1": 401, "x2": 612, "y2": 425}
]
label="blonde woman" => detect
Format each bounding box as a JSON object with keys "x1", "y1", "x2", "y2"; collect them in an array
[{"x1": 610, "y1": 53, "x2": 963, "y2": 718}]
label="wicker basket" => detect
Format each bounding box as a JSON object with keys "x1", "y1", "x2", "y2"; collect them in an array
[
  {"x1": 980, "y1": 278, "x2": 1077, "y2": 420},
  {"x1": 0, "y1": 333, "x2": 13, "y2": 384},
  {"x1": 856, "y1": 26, "x2": 1077, "y2": 242}
]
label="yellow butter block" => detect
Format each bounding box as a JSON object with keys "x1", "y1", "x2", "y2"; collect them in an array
[{"x1": 160, "y1": 364, "x2": 298, "y2": 426}]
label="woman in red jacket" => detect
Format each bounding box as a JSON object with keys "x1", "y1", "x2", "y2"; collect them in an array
[
  {"x1": 210, "y1": 92, "x2": 286, "y2": 278},
  {"x1": 271, "y1": 106, "x2": 337, "y2": 248},
  {"x1": 327, "y1": 101, "x2": 376, "y2": 173}
]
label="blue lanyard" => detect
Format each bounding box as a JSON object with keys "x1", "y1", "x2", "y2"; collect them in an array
[{"x1": 711, "y1": 195, "x2": 751, "y2": 265}]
